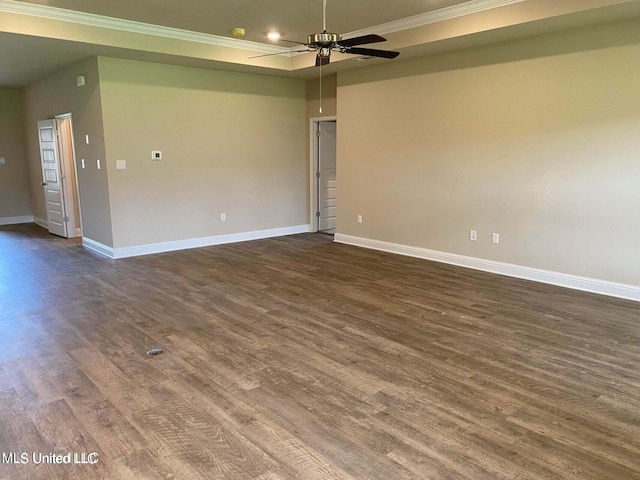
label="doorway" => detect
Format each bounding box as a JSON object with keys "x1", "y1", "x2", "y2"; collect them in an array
[
  {"x1": 37, "y1": 114, "x2": 82, "y2": 238},
  {"x1": 310, "y1": 118, "x2": 337, "y2": 234}
]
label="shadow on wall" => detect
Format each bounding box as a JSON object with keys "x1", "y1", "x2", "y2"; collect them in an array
[
  {"x1": 100, "y1": 57, "x2": 303, "y2": 99},
  {"x1": 339, "y1": 17, "x2": 640, "y2": 86}
]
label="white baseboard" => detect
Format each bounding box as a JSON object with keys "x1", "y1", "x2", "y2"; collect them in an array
[
  {"x1": 33, "y1": 217, "x2": 80, "y2": 237},
  {"x1": 334, "y1": 233, "x2": 640, "y2": 303},
  {"x1": 82, "y1": 237, "x2": 115, "y2": 258},
  {"x1": 34, "y1": 216, "x2": 48, "y2": 229},
  {"x1": 0, "y1": 215, "x2": 34, "y2": 225},
  {"x1": 83, "y1": 224, "x2": 311, "y2": 259}
]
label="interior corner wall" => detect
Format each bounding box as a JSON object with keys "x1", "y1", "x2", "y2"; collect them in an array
[
  {"x1": 337, "y1": 18, "x2": 640, "y2": 287},
  {"x1": 306, "y1": 73, "x2": 337, "y2": 120},
  {"x1": 97, "y1": 57, "x2": 307, "y2": 250},
  {"x1": 23, "y1": 57, "x2": 113, "y2": 247},
  {"x1": 0, "y1": 88, "x2": 31, "y2": 221}
]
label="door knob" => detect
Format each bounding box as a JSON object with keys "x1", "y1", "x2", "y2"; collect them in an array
[{"x1": 41, "y1": 182, "x2": 47, "y2": 186}]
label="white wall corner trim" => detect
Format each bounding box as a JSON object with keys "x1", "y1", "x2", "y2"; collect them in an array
[
  {"x1": 334, "y1": 234, "x2": 640, "y2": 303},
  {"x1": 82, "y1": 237, "x2": 115, "y2": 258},
  {"x1": 0, "y1": 215, "x2": 34, "y2": 226},
  {"x1": 33, "y1": 216, "x2": 48, "y2": 229},
  {"x1": 112, "y1": 224, "x2": 312, "y2": 259}
]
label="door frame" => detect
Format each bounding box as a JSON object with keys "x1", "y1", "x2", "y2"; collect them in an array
[
  {"x1": 54, "y1": 113, "x2": 83, "y2": 237},
  {"x1": 309, "y1": 115, "x2": 337, "y2": 233}
]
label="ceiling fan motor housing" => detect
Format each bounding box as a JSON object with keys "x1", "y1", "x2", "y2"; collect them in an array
[{"x1": 307, "y1": 32, "x2": 341, "y2": 47}]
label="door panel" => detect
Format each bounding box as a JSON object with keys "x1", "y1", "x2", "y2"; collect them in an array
[
  {"x1": 318, "y1": 121, "x2": 337, "y2": 232},
  {"x1": 38, "y1": 120, "x2": 67, "y2": 237}
]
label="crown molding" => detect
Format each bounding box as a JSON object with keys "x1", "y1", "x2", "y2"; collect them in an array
[
  {"x1": 0, "y1": 0, "x2": 524, "y2": 56},
  {"x1": 0, "y1": 0, "x2": 287, "y2": 55},
  {"x1": 342, "y1": 0, "x2": 527, "y2": 39}
]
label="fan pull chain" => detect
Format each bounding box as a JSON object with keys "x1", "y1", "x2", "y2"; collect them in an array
[
  {"x1": 320, "y1": 0, "x2": 325, "y2": 112},
  {"x1": 319, "y1": 63, "x2": 323, "y2": 114}
]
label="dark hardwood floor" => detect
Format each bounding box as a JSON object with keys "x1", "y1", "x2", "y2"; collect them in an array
[{"x1": 1, "y1": 223, "x2": 639, "y2": 479}]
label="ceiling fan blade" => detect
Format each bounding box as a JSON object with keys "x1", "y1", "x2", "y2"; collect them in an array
[
  {"x1": 346, "y1": 47, "x2": 400, "y2": 59},
  {"x1": 315, "y1": 55, "x2": 330, "y2": 67},
  {"x1": 277, "y1": 39, "x2": 310, "y2": 46},
  {"x1": 249, "y1": 50, "x2": 311, "y2": 59},
  {"x1": 337, "y1": 34, "x2": 386, "y2": 48}
]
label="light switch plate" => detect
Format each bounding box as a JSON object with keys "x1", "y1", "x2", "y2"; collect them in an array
[
  {"x1": 116, "y1": 160, "x2": 126, "y2": 170},
  {"x1": 0, "y1": 157, "x2": 5, "y2": 165}
]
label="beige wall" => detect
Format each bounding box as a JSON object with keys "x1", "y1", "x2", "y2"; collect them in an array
[
  {"x1": 0, "y1": 88, "x2": 31, "y2": 220},
  {"x1": 306, "y1": 73, "x2": 337, "y2": 120},
  {"x1": 337, "y1": 19, "x2": 640, "y2": 286},
  {"x1": 23, "y1": 57, "x2": 113, "y2": 246},
  {"x1": 97, "y1": 57, "x2": 307, "y2": 249}
]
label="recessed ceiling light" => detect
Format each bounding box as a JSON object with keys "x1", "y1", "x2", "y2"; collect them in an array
[
  {"x1": 267, "y1": 32, "x2": 281, "y2": 41},
  {"x1": 231, "y1": 28, "x2": 245, "y2": 37}
]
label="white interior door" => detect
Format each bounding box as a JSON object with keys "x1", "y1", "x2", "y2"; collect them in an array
[
  {"x1": 38, "y1": 119, "x2": 67, "y2": 237},
  {"x1": 318, "y1": 121, "x2": 337, "y2": 232}
]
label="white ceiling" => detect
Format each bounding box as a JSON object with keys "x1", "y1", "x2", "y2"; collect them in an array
[{"x1": 1, "y1": 0, "x2": 640, "y2": 88}]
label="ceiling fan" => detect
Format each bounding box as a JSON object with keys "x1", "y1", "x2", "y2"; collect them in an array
[{"x1": 252, "y1": 0, "x2": 400, "y2": 66}]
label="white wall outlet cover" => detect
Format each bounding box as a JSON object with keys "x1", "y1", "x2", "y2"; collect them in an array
[
  {"x1": 220, "y1": 213, "x2": 226, "y2": 221},
  {"x1": 0, "y1": 157, "x2": 5, "y2": 165},
  {"x1": 357, "y1": 215, "x2": 363, "y2": 224},
  {"x1": 470, "y1": 230, "x2": 477, "y2": 241},
  {"x1": 116, "y1": 160, "x2": 126, "y2": 170},
  {"x1": 492, "y1": 233, "x2": 500, "y2": 244},
  {"x1": 152, "y1": 151, "x2": 162, "y2": 160},
  {"x1": 76, "y1": 75, "x2": 86, "y2": 87}
]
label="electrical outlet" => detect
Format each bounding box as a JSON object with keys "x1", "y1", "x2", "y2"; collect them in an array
[
  {"x1": 357, "y1": 215, "x2": 363, "y2": 224},
  {"x1": 492, "y1": 233, "x2": 500, "y2": 244},
  {"x1": 470, "y1": 230, "x2": 477, "y2": 241},
  {"x1": 0, "y1": 157, "x2": 5, "y2": 165},
  {"x1": 220, "y1": 213, "x2": 226, "y2": 222},
  {"x1": 116, "y1": 160, "x2": 126, "y2": 170},
  {"x1": 152, "y1": 151, "x2": 162, "y2": 160}
]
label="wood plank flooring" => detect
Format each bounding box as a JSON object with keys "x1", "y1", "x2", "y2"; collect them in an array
[{"x1": 1, "y1": 223, "x2": 639, "y2": 479}]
